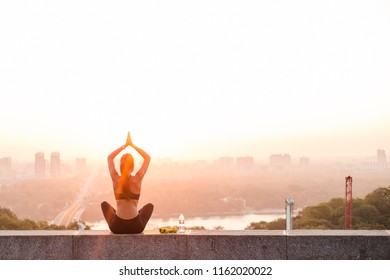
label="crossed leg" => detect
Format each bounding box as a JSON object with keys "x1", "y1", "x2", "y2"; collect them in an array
[
  {"x1": 101, "y1": 201, "x2": 116, "y2": 227},
  {"x1": 138, "y1": 203, "x2": 154, "y2": 229}
]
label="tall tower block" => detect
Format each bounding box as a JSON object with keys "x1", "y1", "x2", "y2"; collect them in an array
[
  {"x1": 35, "y1": 152, "x2": 46, "y2": 179},
  {"x1": 344, "y1": 176, "x2": 353, "y2": 230},
  {"x1": 50, "y1": 152, "x2": 61, "y2": 178}
]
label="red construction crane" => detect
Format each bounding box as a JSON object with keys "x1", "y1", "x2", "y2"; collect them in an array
[{"x1": 344, "y1": 176, "x2": 353, "y2": 230}]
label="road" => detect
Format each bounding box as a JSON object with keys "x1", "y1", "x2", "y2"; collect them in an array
[{"x1": 53, "y1": 201, "x2": 84, "y2": 227}]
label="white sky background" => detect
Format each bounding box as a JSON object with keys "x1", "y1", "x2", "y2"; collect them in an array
[{"x1": 1, "y1": 0, "x2": 390, "y2": 163}]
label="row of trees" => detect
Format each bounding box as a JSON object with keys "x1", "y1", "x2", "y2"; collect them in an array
[
  {"x1": 0, "y1": 207, "x2": 90, "y2": 230},
  {"x1": 246, "y1": 186, "x2": 390, "y2": 230}
]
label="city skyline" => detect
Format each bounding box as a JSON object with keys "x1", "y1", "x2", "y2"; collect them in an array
[
  {"x1": 1, "y1": 147, "x2": 388, "y2": 170},
  {"x1": 1, "y1": 137, "x2": 390, "y2": 164},
  {"x1": 1, "y1": 1, "x2": 390, "y2": 162}
]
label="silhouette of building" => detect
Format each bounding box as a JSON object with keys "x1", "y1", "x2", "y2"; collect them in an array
[
  {"x1": 299, "y1": 157, "x2": 310, "y2": 168},
  {"x1": 218, "y1": 157, "x2": 235, "y2": 169},
  {"x1": 377, "y1": 149, "x2": 387, "y2": 169},
  {"x1": 269, "y1": 154, "x2": 291, "y2": 170},
  {"x1": 236, "y1": 156, "x2": 254, "y2": 170},
  {"x1": 50, "y1": 152, "x2": 61, "y2": 178},
  {"x1": 35, "y1": 152, "x2": 46, "y2": 179}
]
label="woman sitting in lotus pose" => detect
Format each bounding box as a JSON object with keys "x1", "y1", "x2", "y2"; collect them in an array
[{"x1": 101, "y1": 132, "x2": 153, "y2": 234}]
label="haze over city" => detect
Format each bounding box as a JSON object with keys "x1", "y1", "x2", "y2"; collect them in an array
[{"x1": 1, "y1": 1, "x2": 389, "y2": 164}]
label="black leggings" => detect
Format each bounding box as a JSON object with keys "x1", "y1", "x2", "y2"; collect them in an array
[{"x1": 101, "y1": 201, "x2": 154, "y2": 234}]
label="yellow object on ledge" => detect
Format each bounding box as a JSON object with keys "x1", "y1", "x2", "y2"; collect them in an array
[{"x1": 159, "y1": 227, "x2": 178, "y2": 234}]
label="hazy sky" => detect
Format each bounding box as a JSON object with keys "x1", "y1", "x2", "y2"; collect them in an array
[{"x1": 1, "y1": 0, "x2": 390, "y2": 163}]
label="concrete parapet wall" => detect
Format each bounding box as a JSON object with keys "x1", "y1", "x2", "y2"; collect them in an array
[{"x1": 1, "y1": 230, "x2": 389, "y2": 260}]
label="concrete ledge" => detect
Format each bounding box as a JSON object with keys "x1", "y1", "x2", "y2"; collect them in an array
[
  {"x1": 1, "y1": 230, "x2": 389, "y2": 260},
  {"x1": 287, "y1": 230, "x2": 390, "y2": 260},
  {"x1": 0, "y1": 231, "x2": 75, "y2": 260}
]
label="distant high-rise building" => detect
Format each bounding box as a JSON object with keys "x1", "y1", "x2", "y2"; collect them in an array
[
  {"x1": 218, "y1": 157, "x2": 235, "y2": 169},
  {"x1": 50, "y1": 152, "x2": 61, "y2": 178},
  {"x1": 377, "y1": 149, "x2": 387, "y2": 169},
  {"x1": 236, "y1": 156, "x2": 254, "y2": 170},
  {"x1": 269, "y1": 154, "x2": 291, "y2": 170},
  {"x1": 0, "y1": 157, "x2": 11, "y2": 170},
  {"x1": 35, "y1": 152, "x2": 46, "y2": 179},
  {"x1": 299, "y1": 157, "x2": 310, "y2": 168}
]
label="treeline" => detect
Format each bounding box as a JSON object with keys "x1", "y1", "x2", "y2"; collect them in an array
[
  {"x1": 2, "y1": 184, "x2": 390, "y2": 231},
  {"x1": 246, "y1": 186, "x2": 390, "y2": 230},
  {"x1": 0, "y1": 207, "x2": 90, "y2": 230}
]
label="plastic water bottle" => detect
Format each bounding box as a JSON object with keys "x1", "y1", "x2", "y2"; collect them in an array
[{"x1": 178, "y1": 213, "x2": 185, "y2": 233}]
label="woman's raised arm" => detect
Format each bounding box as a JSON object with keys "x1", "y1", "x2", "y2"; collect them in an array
[
  {"x1": 107, "y1": 144, "x2": 126, "y2": 178},
  {"x1": 126, "y1": 132, "x2": 151, "y2": 179}
]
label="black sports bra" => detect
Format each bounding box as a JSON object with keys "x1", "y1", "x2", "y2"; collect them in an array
[
  {"x1": 115, "y1": 191, "x2": 140, "y2": 200},
  {"x1": 114, "y1": 176, "x2": 140, "y2": 201}
]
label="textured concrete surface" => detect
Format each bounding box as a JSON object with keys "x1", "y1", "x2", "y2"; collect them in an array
[
  {"x1": 74, "y1": 231, "x2": 187, "y2": 260},
  {"x1": 1, "y1": 230, "x2": 389, "y2": 260},
  {"x1": 286, "y1": 230, "x2": 390, "y2": 260},
  {"x1": 0, "y1": 230, "x2": 76, "y2": 260},
  {"x1": 185, "y1": 230, "x2": 286, "y2": 259}
]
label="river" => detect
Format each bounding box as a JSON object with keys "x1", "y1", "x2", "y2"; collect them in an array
[{"x1": 91, "y1": 211, "x2": 286, "y2": 230}]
